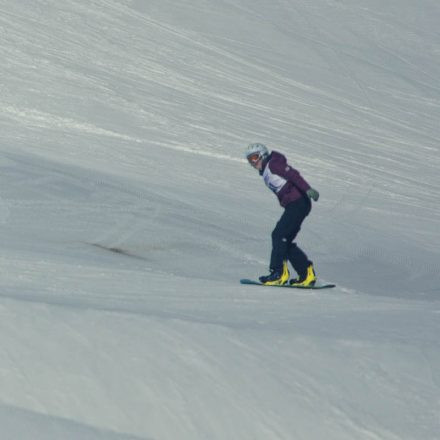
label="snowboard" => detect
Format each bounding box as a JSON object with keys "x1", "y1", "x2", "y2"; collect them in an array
[{"x1": 240, "y1": 279, "x2": 336, "y2": 289}]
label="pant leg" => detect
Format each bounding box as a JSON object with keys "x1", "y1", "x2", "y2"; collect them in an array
[
  {"x1": 285, "y1": 198, "x2": 312, "y2": 277},
  {"x1": 269, "y1": 211, "x2": 292, "y2": 271},
  {"x1": 287, "y1": 243, "x2": 311, "y2": 278},
  {"x1": 269, "y1": 197, "x2": 311, "y2": 271}
]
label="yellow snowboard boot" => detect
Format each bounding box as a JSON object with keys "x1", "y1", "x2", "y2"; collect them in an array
[
  {"x1": 259, "y1": 261, "x2": 290, "y2": 285},
  {"x1": 289, "y1": 264, "x2": 316, "y2": 287}
]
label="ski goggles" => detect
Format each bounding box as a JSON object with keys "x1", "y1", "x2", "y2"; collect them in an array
[{"x1": 247, "y1": 153, "x2": 261, "y2": 164}]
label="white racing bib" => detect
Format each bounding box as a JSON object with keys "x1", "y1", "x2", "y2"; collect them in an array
[{"x1": 263, "y1": 165, "x2": 287, "y2": 194}]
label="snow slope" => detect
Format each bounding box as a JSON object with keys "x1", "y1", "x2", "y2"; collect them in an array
[{"x1": 1, "y1": 0, "x2": 440, "y2": 438}]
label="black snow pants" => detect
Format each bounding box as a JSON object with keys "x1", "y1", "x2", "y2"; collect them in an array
[{"x1": 269, "y1": 196, "x2": 312, "y2": 277}]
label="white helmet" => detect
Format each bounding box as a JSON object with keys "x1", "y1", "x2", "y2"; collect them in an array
[{"x1": 245, "y1": 143, "x2": 269, "y2": 163}]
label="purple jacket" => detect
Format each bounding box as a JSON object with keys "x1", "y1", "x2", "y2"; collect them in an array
[{"x1": 260, "y1": 151, "x2": 311, "y2": 207}]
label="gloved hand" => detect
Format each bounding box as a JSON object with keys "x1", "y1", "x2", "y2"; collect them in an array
[{"x1": 306, "y1": 188, "x2": 319, "y2": 202}]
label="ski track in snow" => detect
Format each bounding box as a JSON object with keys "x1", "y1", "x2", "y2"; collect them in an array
[{"x1": 1, "y1": 0, "x2": 440, "y2": 439}]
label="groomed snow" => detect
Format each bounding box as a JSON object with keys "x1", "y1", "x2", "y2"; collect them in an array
[{"x1": 1, "y1": 1, "x2": 439, "y2": 439}]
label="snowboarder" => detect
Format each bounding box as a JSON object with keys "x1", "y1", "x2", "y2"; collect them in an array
[{"x1": 245, "y1": 143, "x2": 320, "y2": 286}]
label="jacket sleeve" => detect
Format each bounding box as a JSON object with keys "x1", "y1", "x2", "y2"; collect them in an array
[{"x1": 269, "y1": 157, "x2": 311, "y2": 193}]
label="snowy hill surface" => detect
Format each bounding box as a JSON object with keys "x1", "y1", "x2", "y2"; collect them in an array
[{"x1": 1, "y1": 0, "x2": 440, "y2": 439}]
